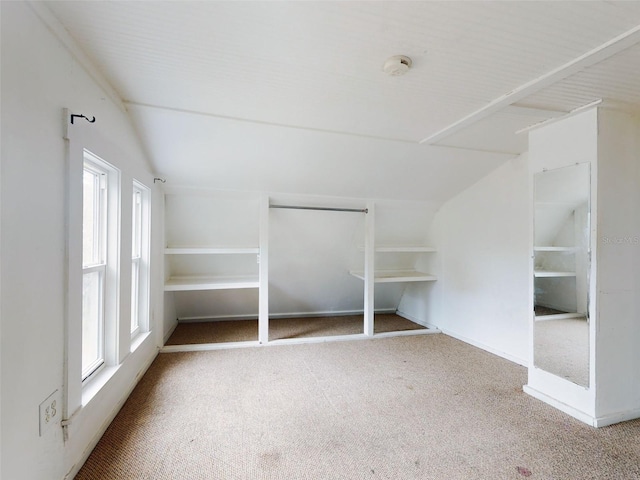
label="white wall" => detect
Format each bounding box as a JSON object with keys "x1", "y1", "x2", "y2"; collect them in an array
[
  {"x1": 1, "y1": 3, "x2": 162, "y2": 479},
  {"x1": 427, "y1": 154, "x2": 531, "y2": 365},
  {"x1": 594, "y1": 109, "x2": 640, "y2": 420}
]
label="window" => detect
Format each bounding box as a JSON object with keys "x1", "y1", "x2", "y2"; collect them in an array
[
  {"x1": 82, "y1": 157, "x2": 108, "y2": 381},
  {"x1": 131, "y1": 181, "x2": 150, "y2": 338}
]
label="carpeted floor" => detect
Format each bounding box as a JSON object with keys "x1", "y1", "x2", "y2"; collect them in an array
[
  {"x1": 75, "y1": 334, "x2": 640, "y2": 479},
  {"x1": 165, "y1": 313, "x2": 427, "y2": 345}
]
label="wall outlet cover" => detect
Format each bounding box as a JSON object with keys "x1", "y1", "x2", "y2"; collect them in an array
[{"x1": 39, "y1": 389, "x2": 61, "y2": 436}]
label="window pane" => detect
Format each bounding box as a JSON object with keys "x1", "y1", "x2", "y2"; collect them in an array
[
  {"x1": 82, "y1": 270, "x2": 104, "y2": 378},
  {"x1": 82, "y1": 169, "x2": 98, "y2": 267},
  {"x1": 131, "y1": 260, "x2": 139, "y2": 333},
  {"x1": 132, "y1": 190, "x2": 142, "y2": 258}
]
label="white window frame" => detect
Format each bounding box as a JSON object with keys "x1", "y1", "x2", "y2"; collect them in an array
[
  {"x1": 131, "y1": 181, "x2": 150, "y2": 340},
  {"x1": 81, "y1": 151, "x2": 120, "y2": 385},
  {"x1": 82, "y1": 159, "x2": 108, "y2": 381}
]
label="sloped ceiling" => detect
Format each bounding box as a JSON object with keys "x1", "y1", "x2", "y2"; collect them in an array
[{"x1": 42, "y1": 1, "x2": 640, "y2": 202}]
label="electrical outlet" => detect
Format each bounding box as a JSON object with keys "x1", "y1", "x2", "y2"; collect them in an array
[{"x1": 39, "y1": 390, "x2": 61, "y2": 436}]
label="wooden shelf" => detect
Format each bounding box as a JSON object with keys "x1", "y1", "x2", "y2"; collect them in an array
[
  {"x1": 165, "y1": 247, "x2": 259, "y2": 255},
  {"x1": 164, "y1": 275, "x2": 259, "y2": 291},
  {"x1": 349, "y1": 269, "x2": 437, "y2": 283},
  {"x1": 534, "y1": 246, "x2": 576, "y2": 252},
  {"x1": 534, "y1": 270, "x2": 576, "y2": 278}
]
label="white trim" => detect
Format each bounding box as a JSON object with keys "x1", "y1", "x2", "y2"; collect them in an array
[
  {"x1": 534, "y1": 313, "x2": 585, "y2": 321},
  {"x1": 394, "y1": 310, "x2": 439, "y2": 330},
  {"x1": 523, "y1": 385, "x2": 596, "y2": 426},
  {"x1": 363, "y1": 201, "x2": 375, "y2": 336},
  {"x1": 594, "y1": 408, "x2": 640, "y2": 428},
  {"x1": 515, "y1": 99, "x2": 604, "y2": 135},
  {"x1": 440, "y1": 328, "x2": 528, "y2": 367},
  {"x1": 172, "y1": 308, "x2": 398, "y2": 322},
  {"x1": 163, "y1": 321, "x2": 179, "y2": 345},
  {"x1": 160, "y1": 327, "x2": 439, "y2": 353},
  {"x1": 178, "y1": 314, "x2": 258, "y2": 323},
  {"x1": 126, "y1": 101, "x2": 417, "y2": 145},
  {"x1": 177, "y1": 308, "x2": 397, "y2": 322},
  {"x1": 165, "y1": 247, "x2": 259, "y2": 254},
  {"x1": 373, "y1": 328, "x2": 439, "y2": 338}
]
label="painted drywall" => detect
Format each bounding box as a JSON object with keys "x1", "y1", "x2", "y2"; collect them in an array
[
  {"x1": 594, "y1": 109, "x2": 640, "y2": 419},
  {"x1": 427, "y1": 154, "x2": 531, "y2": 365},
  {"x1": 129, "y1": 104, "x2": 513, "y2": 203},
  {"x1": 269, "y1": 204, "x2": 367, "y2": 315},
  {"x1": 1, "y1": 3, "x2": 161, "y2": 479}
]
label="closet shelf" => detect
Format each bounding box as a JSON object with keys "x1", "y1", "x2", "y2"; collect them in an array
[
  {"x1": 357, "y1": 245, "x2": 436, "y2": 253},
  {"x1": 534, "y1": 271, "x2": 576, "y2": 278},
  {"x1": 535, "y1": 312, "x2": 586, "y2": 321},
  {"x1": 164, "y1": 275, "x2": 259, "y2": 291},
  {"x1": 165, "y1": 247, "x2": 259, "y2": 254},
  {"x1": 534, "y1": 246, "x2": 576, "y2": 252},
  {"x1": 349, "y1": 269, "x2": 437, "y2": 283}
]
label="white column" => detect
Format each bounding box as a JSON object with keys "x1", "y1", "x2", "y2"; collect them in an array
[{"x1": 258, "y1": 194, "x2": 269, "y2": 344}]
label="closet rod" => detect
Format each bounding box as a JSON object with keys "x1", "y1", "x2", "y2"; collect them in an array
[{"x1": 270, "y1": 204, "x2": 368, "y2": 214}]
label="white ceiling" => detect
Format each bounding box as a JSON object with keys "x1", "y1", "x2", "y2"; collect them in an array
[{"x1": 43, "y1": 1, "x2": 640, "y2": 202}]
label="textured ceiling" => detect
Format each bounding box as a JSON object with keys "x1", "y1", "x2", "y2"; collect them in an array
[{"x1": 42, "y1": 1, "x2": 640, "y2": 200}]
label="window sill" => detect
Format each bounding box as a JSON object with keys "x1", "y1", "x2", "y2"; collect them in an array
[
  {"x1": 81, "y1": 332, "x2": 152, "y2": 407},
  {"x1": 131, "y1": 330, "x2": 151, "y2": 353},
  {"x1": 82, "y1": 364, "x2": 119, "y2": 407}
]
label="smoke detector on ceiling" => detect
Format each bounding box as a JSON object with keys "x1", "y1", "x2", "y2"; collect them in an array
[{"x1": 383, "y1": 55, "x2": 412, "y2": 76}]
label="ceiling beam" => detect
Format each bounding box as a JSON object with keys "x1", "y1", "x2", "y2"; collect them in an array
[{"x1": 419, "y1": 23, "x2": 640, "y2": 145}]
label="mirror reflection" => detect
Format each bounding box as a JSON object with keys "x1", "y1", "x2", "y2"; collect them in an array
[{"x1": 533, "y1": 163, "x2": 590, "y2": 387}]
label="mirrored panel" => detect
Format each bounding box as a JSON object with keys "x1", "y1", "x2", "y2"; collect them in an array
[{"x1": 533, "y1": 163, "x2": 590, "y2": 387}]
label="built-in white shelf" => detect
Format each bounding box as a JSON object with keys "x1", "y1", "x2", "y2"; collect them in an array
[
  {"x1": 164, "y1": 275, "x2": 259, "y2": 291},
  {"x1": 534, "y1": 270, "x2": 577, "y2": 278},
  {"x1": 535, "y1": 312, "x2": 586, "y2": 321},
  {"x1": 534, "y1": 246, "x2": 576, "y2": 252},
  {"x1": 349, "y1": 269, "x2": 437, "y2": 283},
  {"x1": 357, "y1": 245, "x2": 436, "y2": 253},
  {"x1": 165, "y1": 247, "x2": 259, "y2": 254}
]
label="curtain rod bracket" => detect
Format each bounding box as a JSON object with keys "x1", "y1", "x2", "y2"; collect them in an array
[{"x1": 70, "y1": 113, "x2": 96, "y2": 125}]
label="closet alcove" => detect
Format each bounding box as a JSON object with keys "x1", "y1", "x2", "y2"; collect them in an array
[{"x1": 162, "y1": 190, "x2": 440, "y2": 350}]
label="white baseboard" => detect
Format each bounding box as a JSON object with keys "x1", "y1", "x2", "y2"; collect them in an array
[
  {"x1": 161, "y1": 327, "x2": 441, "y2": 353},
  {"x1": 440, "y1": 328, "x2": 528, "y2": 367},
  {"x1": 178, "y1": 314, "x2": 257, "y2": 322},
  {"x1": 163, "y1": 320, "x2": 179, "y2": 343},
  {"x1": 523, "y1": 385, "x2": 596, "y2": 426},
  {"x1": 178, "y1": 308, "x2": 397, "y2": 322},
  {"x1": 394, "y1": 310, "x2": 439, "y2": 330},
  {"x1": 594, "y1": 408, "x2": 640, "y2": 427}
]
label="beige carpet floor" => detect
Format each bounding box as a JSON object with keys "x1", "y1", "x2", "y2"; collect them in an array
[
  {"x1": 166, "y1": 313, "x2": 427, "y2": 345},
  {"x1": 75, "y1": 334, "x2": 640, "y2": 479}
]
